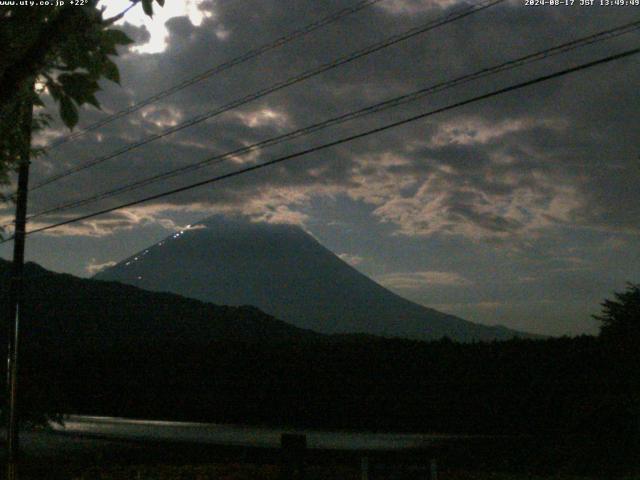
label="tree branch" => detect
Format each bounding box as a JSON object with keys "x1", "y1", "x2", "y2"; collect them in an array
[{"x1": 0, "y1": 7, "x2": 92, "y2": 119}]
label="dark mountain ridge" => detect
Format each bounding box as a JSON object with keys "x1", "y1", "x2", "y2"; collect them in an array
[{"x1": 0, "y1": 259, "x2": 322, "y2": 351}]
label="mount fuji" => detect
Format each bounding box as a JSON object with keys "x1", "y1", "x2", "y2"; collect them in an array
[{"x1": 95, "y1": 215, "x2": 531, "y2": 342}]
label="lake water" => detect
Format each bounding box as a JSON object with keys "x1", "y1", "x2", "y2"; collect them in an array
[{"x1": 51, "y1": 415, "x2": 472, "y2": 451}]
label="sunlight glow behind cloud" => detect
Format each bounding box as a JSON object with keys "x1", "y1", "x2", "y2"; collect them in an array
[{"x1": 101, "y1": 0, "x2": 213, "y2": 54}]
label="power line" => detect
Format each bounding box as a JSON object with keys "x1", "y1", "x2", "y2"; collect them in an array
[
  {"x1": 30, "y1": 0, "x2": 504, "y2": 191},
  {"x1": 6, "y1": 46, "x2": 636, "y2": 242},
  {"x1": 34, "y1": 0, "x2": 500, "y2": 189},
  {"x1": 22, "y1": 18, "x2": 640, "y2": 223},
  {"x1": 43, "y1": 0, "x2": 385, "y2": 151}
]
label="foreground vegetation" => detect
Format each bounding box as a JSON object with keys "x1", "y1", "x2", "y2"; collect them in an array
[
  {"x1": 13, "y1": 333, "x2": 636, "y2": 477},
  {"x1": 1, "y1": 269, "x2": 638, "y2": 477},
  {"x1": 5, "y1": 463, "x2": 638, "y2": 480},
  {"x1": 67, "y1": 465, "x2": 640, "y2": 480}
]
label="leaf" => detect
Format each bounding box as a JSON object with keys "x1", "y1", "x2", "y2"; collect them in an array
[
  {"x1": 47, "y1": 81, "x2": 63, "y2": 101},
  {"x1": 156, "y1": 0, "x2": 165, "y2": 6},
  {"x1": 32, "y1": 95, "x2": 45, "y2": 107},
  {"x1": 103, "y1": 28, "x2": 133, "y2": 47},
  {"x1": 58, "y1": 73, "x2": 100, "y2": 106},
  {"x1": 99, "y1": 34, "x2": 119, "y2": 56},
  {"x1": 142, "y1": 0, "x2": 153, "y2": 16},
  {"x1": 85, "y1": 93, "x2": 101, "y2": 110},
  {"x1": 59, "y1": 96, "x2": 79, "y2": 129},
  {"x1": 58, "y1": 73, "x2": 87, "y2": 91},
  {"x1": 102, "y1": 59, "x2": 120, "y2": 84},
  {"x1": 85, "y1": 52, "x2": 106, "y2": 77}
]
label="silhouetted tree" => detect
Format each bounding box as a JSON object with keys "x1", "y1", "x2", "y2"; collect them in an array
[
  {"x1": 0, "y1": 0, "x2": 165, "y2": 199},
  {"x1": 587, "y1": 283, "x2": 640, "y2": 477},
  {"x1": 593, "y1": 282, "x2": 640, "y2": 343}
]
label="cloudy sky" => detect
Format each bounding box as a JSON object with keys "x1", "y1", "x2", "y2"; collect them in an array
[{"x1": 1, "y1": 0, "x2": 639, "y2": 336}]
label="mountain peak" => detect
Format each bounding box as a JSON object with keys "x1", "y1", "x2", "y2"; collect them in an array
[{"x1": 96, "y1": 215, "x2": 533, "y2": 342}]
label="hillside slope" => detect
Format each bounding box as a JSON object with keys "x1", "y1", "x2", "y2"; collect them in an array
[{"x1": 0, "y1": 259, "x2": 321, "y2": 351}]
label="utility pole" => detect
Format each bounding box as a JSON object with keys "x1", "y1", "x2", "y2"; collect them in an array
[{"x1": 5, "y1": 82, "x2": 34, "y2": 476}]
